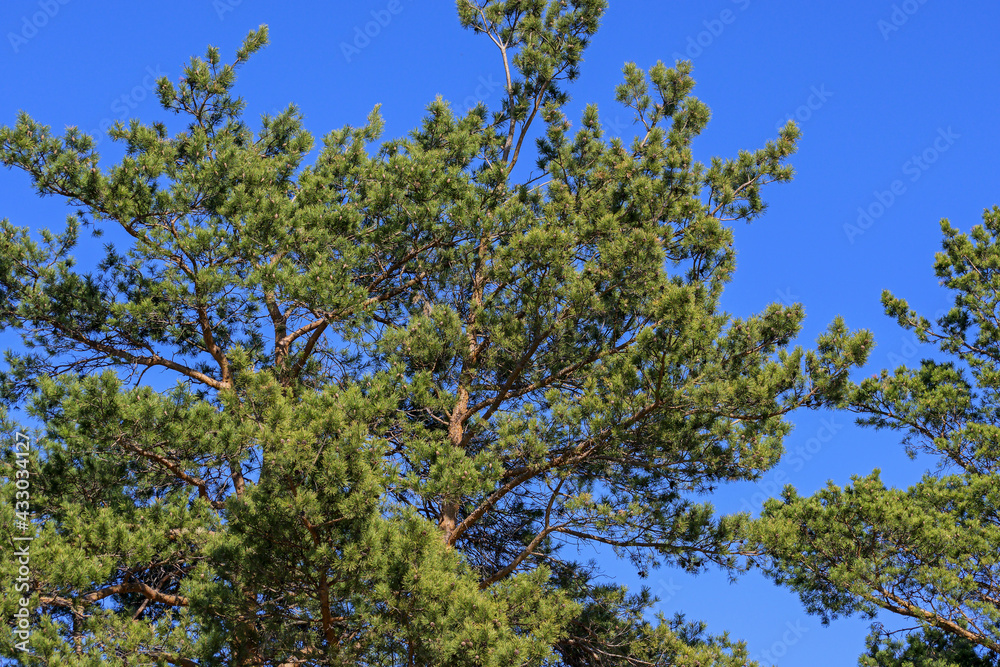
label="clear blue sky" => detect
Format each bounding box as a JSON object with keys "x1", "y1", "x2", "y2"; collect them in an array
[{"x1": 2, "y1": 1, "x2": 999, "y2": 664}]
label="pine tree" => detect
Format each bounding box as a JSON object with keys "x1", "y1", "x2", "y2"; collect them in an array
[
  {"x1": 860, "y1": 627, "x2": 1000, "y2": 667},
  {"x1": 751, "y1": 208, "x2": 1000, "y2": 662},
  {"x1": 0, "y1": 3, "x2": 869, "y2": 664}
]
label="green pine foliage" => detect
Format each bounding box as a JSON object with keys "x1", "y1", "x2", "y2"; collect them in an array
[
  {"x1": 860, "y1": 627, "x2": 1000, "y2": 667},
  {"x1": 751, "y1": 208, "x2": 1000, "y2": 662},
  {"x1": 0, "y1": 2, "x2": 869, "y2": 664}
]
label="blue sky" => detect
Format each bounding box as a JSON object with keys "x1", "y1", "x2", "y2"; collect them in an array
[{"x1": 2, "y1": 1, "x2": 999, "y2": 664}]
